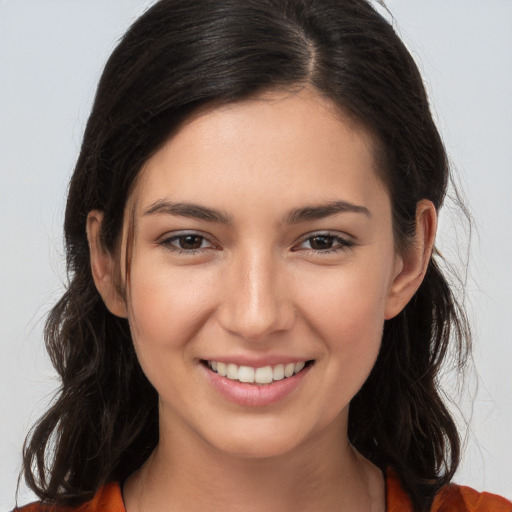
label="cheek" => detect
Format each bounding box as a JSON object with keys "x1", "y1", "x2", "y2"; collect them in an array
[
  {"x1": 299, "y1": 263, "x2": 391, "y2": 333},
  {"x1": 294, "y1": 258, "x2": 393, "y2": 388},
  {"x1": 124, "y1": 262, "x2": 221, "y2": 408},
  {"x1": 126, "y1": 262, "x2": 217, "y2": 353}
]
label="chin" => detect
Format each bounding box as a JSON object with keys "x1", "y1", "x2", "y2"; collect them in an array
[
  {"x1": 198, "y1": 411, "x2": 341, "y2": 461},
  {"x1": 211, "y1": 432, "x2": 305, "y2": 460}
]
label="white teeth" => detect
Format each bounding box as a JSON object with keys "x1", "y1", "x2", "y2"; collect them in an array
[
  {"x1": 217, "y1": 362, "x2": 227, "y2": 377},
  {"x1": 284, "y1": 363, "x2": 295, "y2": 378},
  {"x1": 208, "y1": 360, "x2": 308, "y2": 384},
  {"x1": 255, "y1": 366, "x2": 273, "y2": 384},
  {"x1": 294, "y1": 361, "x2": 305, "y2": 373},
  {"x1": 226, "y1": 363, "x2": 238, "y2": 380},
  {"x1": 273, "y1": 364, "x2": 285, "y2": 381},
  {"x1": 238, "y1": 365, "x2": 255, "y2": 383}
]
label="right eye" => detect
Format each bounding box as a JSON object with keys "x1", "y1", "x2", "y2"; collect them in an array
[{"x1": 157, "y1": 232, "x2": 216, "y2": 254}]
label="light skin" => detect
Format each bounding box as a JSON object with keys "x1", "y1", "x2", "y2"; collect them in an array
[{"x1": 87, "y1": 88, "x2": 436, "y2": 512}]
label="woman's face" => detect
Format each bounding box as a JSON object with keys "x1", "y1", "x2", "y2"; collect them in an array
[{"x1": 108, "y1": 89, "x2": 408, "y2": 459}]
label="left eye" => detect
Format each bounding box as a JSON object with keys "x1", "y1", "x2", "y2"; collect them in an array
[
  {"x1": 159, "y1": 234, "x2": 213, "y2": 252},
  {"x1": 297, "y1": 234, "x2": 351, "y2": 252}
]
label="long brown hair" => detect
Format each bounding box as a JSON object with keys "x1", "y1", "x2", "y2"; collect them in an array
[{"x1": 22, "y1": 1, "x2": 470, "y2": 511}]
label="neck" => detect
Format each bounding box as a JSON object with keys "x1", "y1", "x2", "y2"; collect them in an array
[{"x1": 123, "y1": 415, "x2": 385, "y2": 512}]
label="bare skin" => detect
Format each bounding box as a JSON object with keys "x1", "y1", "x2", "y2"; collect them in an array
[
  {"x1": 88, "y1": 87, "x2": 436, "y2": 512},
  {"x1": 124, "y1": 434, "x2": 385, "y2": 512}
]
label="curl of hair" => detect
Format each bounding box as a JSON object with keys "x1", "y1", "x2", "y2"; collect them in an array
[{"x1": 22, "y1": 1, "x2": 471, "y2": 511}]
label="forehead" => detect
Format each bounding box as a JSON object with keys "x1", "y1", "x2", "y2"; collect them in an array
[{"x1": 132, "y1": 88, "x2": 387, "y2": 217}]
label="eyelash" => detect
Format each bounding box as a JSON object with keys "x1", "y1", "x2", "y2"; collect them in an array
[
  {"x1": 294, "y1": 232, "x2": 354, "y2": 254},
  {"x1": 157, "y1": 232, "x2": 216, "y2": 254},
  {"x1": 157, "y1": 231, "x2": 354, "y2": 255}
]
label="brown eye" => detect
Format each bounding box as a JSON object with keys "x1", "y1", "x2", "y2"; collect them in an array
[
  {"x1": 178, "y1": 235, "x2": 205, "y2": 250},
  {"x1": 158, "y1": 232, "x2": 214, "y2": 253},
  {"x1": 309, "y1": 235, "x2": 336, "y2": 250},
  {"x1": 294, "y1": 232, "x2": 353, "y2": 254}
]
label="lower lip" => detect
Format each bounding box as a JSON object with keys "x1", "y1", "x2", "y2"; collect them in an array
[{"x1": 202, "y1": 363, "x2": 312, "y2": 407}]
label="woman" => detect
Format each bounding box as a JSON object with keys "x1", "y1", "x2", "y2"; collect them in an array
[{"x1": 14, "y1": 0, "x2": 511, "y2": 511}]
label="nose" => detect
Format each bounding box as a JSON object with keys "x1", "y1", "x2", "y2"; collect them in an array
[{"x1": 217, "y1": 248, "x2": 295, "y2": 342}]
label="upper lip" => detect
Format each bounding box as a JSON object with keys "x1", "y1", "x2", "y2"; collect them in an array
[{"x1": 200, "y1": 355, "x2": 312, "y2": 367}]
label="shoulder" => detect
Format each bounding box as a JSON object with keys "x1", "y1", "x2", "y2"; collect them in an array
[
  {"x1": 386, "y1": 468, "x2": 512, "y2": 511},
  {"x1": 432, "y1": 483, "x2": 512, "y2": 512},
  {"x1": 12, "y1": 483, "x2": 125, "y2": 512}
]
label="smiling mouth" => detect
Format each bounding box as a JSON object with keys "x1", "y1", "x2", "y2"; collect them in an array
[{"x1": 202, "y1": 360, "x2": 314, "y2": 385}]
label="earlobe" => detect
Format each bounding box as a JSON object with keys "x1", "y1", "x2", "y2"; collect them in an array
[
  {"x1": 384, "y1": 200, "x2": 437, "y2": 319},
  {"x1": 86, "y1": 210, "x2": 128, "y2": 318}
]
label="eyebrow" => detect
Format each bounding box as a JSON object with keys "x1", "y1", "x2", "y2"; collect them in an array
[
  {"x1": 284, "y1": 200, "x2": 371, "y2": 224},
  {"x1": 142, "y1": 199, "x2": 370, "y2": 224},
  {"x1": 143, "y1": 199, "x2": 232, "y2": 223}
]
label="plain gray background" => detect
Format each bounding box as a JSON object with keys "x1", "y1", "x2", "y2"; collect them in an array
[{"x1": 1, "y1": 0, "x2": 511, "y2": 507}]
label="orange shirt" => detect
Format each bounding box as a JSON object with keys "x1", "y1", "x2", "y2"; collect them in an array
[
  {"x1": 386, "y1": 469, "x2": 512, "y2": 511},
  {"x1": 15, "y1": 469, "x2": 512, "y2": 512}
]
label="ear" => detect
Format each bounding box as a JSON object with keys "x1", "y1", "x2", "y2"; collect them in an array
[
  {"x1": 385, "y1": 199, "x2": 437, "y2": 320},
  {"x1": 86, "y1": 210, "x2": 128, "y2": 318}
]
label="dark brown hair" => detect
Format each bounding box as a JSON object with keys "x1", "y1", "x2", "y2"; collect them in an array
[{"x1": 21, "y1": 1, "x2": 470, "y2": 511}]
